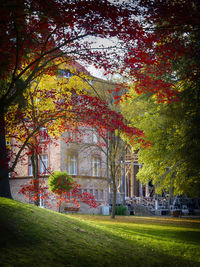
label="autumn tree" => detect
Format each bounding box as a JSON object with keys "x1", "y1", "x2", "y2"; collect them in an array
[
  {"x1": 6, "y1": 66, "x2": 90, "y2": 204},
  {"x1": 0, "y1": 0, "x2": 156, "y2": 198},
  {"x1": 3, "y1": 0, "x2": 196, "y2": 200},
  {"x1": 74, "y1": 78, "x2": 145, "y2": 218},
  {"x1": 6, "y1": 65, "x2": 145, "y2": 211},
  {"x1": 121, "y1": 0, "x2": 200, "y2": 196}
]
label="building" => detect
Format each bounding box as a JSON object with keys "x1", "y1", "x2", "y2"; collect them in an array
[
  {"x1": 9, "y1": 126, "x2": 152, "y2": 214},
  {"x1": 7, "y1": 61, "x2": 151, "y2": 214},
  {"x1": 9, "y1": 126, "x2": 109, "y2": 214}
]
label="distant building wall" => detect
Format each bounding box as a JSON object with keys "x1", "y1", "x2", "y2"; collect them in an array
[{"x1": 9, "y1": 127, "x2": 108, "y2": 214}]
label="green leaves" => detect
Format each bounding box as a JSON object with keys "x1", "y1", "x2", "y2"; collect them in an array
[
  {"x1": 48, "y1": 171, "x2": 74, "y2": 195},
  {"x1": 122, "y1": 82, "x2": 200, "y2": 196}
]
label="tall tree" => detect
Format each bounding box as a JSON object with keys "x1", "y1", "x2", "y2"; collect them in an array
[
  {"x1": 77, "y1": 79, "x2": 145, "y2": 218},
  {"x1": 6, "y1": 69, "x2": 145, "y2": 209},
  {"x1": 1, "y1": 0, "x2": 150, "y2": 197},
  {"x1": 122, "y1": 80, "x2": 200, "y2": 197},
  {"x1": 6, "y1": 66, "x2": 91, "y2": 203},
  {"x1": 126, "y1": 0, "x2": 200, "y2": 196}
]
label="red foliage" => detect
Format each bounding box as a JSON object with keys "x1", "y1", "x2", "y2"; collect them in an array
[
  {"x1": 128, "y1": 0, "x2": 200, "y2": 102},
  {"x1": 3, "y1": 0, "x2": 198, "y2": 199},
  {"x1": 1, "y1": 0, "x2": 197, "y2": 113},
  {"x1": 19, "y1": 180, "x2": 100, "y2": 209},
  {"x1": 0, "y1": 0, "x2": 142, "y2": 81},
  {"x1": 69, "y1": 93, "x2": 147, "y2": 146},
  {"x1": 1, "y1": 0, "x2": 185, "y2": 108},
  {"x1": 18, "y1": 179, "x2": 50, "y2": 204},
  {"x1": 55, "y1": 182, "x2": 100, "y2": 209}
]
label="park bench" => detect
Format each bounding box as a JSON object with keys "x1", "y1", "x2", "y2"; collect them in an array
[{"x1": 64, "y1": 207, "x2": 79, "y2": 213}]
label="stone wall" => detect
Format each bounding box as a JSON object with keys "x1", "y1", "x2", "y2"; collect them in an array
[
  {"x1": 11, "y1": 139, "x2": 61, "y2": 177},
  {"x1": 9, "y1": 175, "x2": 108, "y2": 214},
  {"x1": 9, "y1": 126, "x2": 109, "y2": 214},
  {"x1": 9, "y1": 177, "x2": 59, "y2": 211},
  {"x1": 60, "y1": 127, "x2": 107, "y2": 177}
]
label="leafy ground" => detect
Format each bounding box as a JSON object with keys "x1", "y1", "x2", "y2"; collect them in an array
[{"x1": 0, "y1": 198, "x2": 200, "y2": 267}]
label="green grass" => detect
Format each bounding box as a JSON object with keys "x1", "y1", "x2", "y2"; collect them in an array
[{"x1": 0, "y1": 198, "x2": 200, "y2": 267}]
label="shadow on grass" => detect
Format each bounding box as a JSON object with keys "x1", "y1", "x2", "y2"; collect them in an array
[{"x1": 0, "y1": 199, "x2": 200, "y2": 267}]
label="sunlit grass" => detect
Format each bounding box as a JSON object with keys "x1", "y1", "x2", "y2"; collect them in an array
[
  {"x1": 69, "y1": 215, "x2": 200, "y2": 264},
  {"x1": 0, "y1": 198, "x2": 200, "y2": 266}
]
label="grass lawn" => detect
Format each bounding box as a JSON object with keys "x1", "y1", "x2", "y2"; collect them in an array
[{"x1": 0, "y1": 198, "x2": 200, "y2": 267}]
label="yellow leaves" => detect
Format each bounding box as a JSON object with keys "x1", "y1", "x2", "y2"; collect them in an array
[
  {"x1": 65, "y1": 75, "x2": 90, "y2": 94},
  {"x1": 39, "y1": 75, "x2": 58, "y2": 90},
  {"x1": 6, "y1": 60, "x2": 92, "y2": 144}
]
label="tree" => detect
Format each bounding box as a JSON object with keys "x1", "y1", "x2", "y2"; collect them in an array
[
  {"x1": 6, "y1": 66, "x2": 91, "y2": 204},
  {"x1": 3, "y1": 0, "x2": 196, "y2": 199},
  {"x1": 132, "y1": 0, "x2": 200, "y2": 103},
  {"x1": 75, "y1": 79, "x2": 146, "y2": 218},
  {"x1": 48, "y1": 171, "x2": 74, "y2": 194},
  {"x1": 6, "y1": 68, "x2": 145, "y2": 211},
  {"x1": 6, "y1": 66, "x2": 90, "y2": 169},
  {"x1": 19, "y1": 171, "x2": 100, "y2": 210},
  {"x1": 121, "y1": 81, "x2": 200, "y2": 197},
  {"x1": 123, "y1": 0, "x2": 200, "y2": 196},
  {"x1": 1, "y1": 0, "x2": 155, "y2": 198},
  {"x1": 49, "y1": 170, "x2": 73, "y2": 211}
]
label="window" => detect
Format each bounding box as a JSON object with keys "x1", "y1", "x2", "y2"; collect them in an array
[
  {"x1": 28, "y1": 157, "x2": 33, "y2": 176},
  {"x1": 8, "y1": 160, "x2": 11, "y2": 178},
  {"x1": 94, "y1": 189, "x2": 98, "y2": 200},
  {"x1": 39, "y1": 194, "x2": 44, "y2": 207},
  {"x1": 99, "y1": 190, "x2": 104, "y2": 200},
  {"x1": 79, "y1": 189, "x2": 82, "y2": 195},
  {"x1": 67, "y1": 154, "x2": 77, "y2": 175},
  {"x1": 89, "y1": 189, "x2": 93, "y2": 195},
  {"x1": 40, "y1": 127, "x2": 48, "y2": 142},
  {"x1": 40, "y1": 154, "x2": 48, "y2": 174},
  {"x1": 92, "y1": 157, "x2": 101, "y2": 177},
  {"x1": 41, "y1": 145, "x2": 48, "y2": 154},
  {"x1": 68, "y1": 131, "x2": 76, "y2": 142}
]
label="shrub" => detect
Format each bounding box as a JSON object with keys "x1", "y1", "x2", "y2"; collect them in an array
[
  {"x1": 115, "y1": 204, "x2": 127, "y2": 215},
  {"x1": 48, "y1": 171, "x2": 74, "y2": 195}
]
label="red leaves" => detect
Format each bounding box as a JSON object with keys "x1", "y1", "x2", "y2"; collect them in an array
[
  {"x1": 19, "y1": 179, "x2": 49, "y2": 203},
  {"x1": 1, "y1": 0, "x2": 193, "y2": 106},
  {"x1": 113, "y1": 95, "x2": 121, "y2": 100},
  {"x1": 19, "y1": 178, "x2": 100, "y2": 209},
  {"x1": 69, "y1": 93, "x2": 146, "y2": 146}
]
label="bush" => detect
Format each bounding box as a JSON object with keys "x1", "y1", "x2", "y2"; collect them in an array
[
  {"x1": 48, "y1": 171, "x2": 74, "y2": 195},
  {"x1": 115, "y1": 204, "x2": 127, "y2": 216}
]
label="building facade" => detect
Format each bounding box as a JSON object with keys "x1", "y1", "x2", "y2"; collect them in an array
[{"x1": 9, "y1": 126, "x2": 109, "y2": 214}]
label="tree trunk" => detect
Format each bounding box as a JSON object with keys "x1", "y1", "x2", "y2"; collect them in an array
[
  {"x1": 111, "y1": 177, "x2": 116, "y2": 219},
  {"x1": 0, "y1": 112, "x2": 12, "y2": 198},
  {"x1": 31, "y1": 153, "x2": 39, "y2": 206}
]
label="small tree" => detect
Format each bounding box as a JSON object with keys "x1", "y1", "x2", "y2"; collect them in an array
[
  {"x1": 48, "y1": 171, "x2": 74, "y2": 196},
  {"x1": 48, "y1": 171, "x2": 100, "y2": 211},
  {"x1": 48, "y1": 171, "x2": 74, "y2": 212}
]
